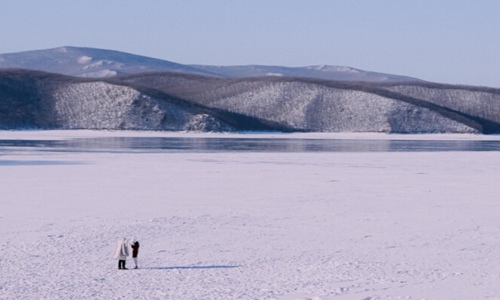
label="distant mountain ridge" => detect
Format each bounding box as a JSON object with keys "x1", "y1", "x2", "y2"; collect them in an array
[
  {"x1": 190, "y1": 64, "x2": 420, "y2": 82},
  {"x1": 0, "y1": 46, "x2": 216, "y2": 78},
  {"x1": 0, "y1": 46, "x2": 420, "y2": 82}
]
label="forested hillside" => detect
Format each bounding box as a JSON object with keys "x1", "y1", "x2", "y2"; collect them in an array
[
  {"x1": 118, "y1": 73, "x2": 500, "y2": 133},
  {"x1": 0, "y1": 70, "x2": 286, "y2": 132},
  {"x1": 2, "y1": 69, "x2": 500, "y2": 133}
]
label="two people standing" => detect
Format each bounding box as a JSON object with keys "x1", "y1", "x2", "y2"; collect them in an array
[{"x1": 113, "y1": 238, "x2": 140, "y2": 270}]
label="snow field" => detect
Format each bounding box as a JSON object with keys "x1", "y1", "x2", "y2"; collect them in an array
[{"x1": 1, "y1": 132, "x2": 500, "y2": 299}]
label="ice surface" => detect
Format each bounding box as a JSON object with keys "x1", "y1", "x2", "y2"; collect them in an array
[{"x1": 1, "y1": 131, "x2": 500, "y2": 299}]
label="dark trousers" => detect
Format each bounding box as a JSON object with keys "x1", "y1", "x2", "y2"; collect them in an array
[{"x1": 118, "y1": 260, "x2": 126, "y2": 269}]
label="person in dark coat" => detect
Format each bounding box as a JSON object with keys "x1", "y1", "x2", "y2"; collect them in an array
[{"x1": 131, "y1": 240, "x2": 140, "y2": 269}]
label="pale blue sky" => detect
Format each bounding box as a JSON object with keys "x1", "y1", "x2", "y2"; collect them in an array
[{"x1": 1, "y1": 0, "x2": 499, "y2": 87}]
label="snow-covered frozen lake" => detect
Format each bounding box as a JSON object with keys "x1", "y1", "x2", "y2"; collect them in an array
[{"x1": 1, "y1": 131, "x2": 500, "y2": 299}]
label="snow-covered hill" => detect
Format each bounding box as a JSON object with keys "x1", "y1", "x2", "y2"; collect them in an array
[
  {"x1": 0, "y1": 46, "x2": 419, "y2": 82},
  {"x1": 119, "y1": 73, "x2": 500, "y2": 133},
  {"x1": 0, "y1": 70, "x2": 281, "y2": 132},
  {"x1": 2, "y1": 69, "x2": 500, "y2": 133}
]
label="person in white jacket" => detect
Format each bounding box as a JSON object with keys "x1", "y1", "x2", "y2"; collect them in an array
[{"x1": 113, "y1": 238, "x2": 130, "y2": 270}]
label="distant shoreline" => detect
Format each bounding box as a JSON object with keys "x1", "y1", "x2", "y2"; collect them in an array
[{"x1": 2, "y1": 130, "x2": 500, "y2": 141}]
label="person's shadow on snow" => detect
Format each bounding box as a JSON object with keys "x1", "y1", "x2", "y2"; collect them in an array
[{"x1": 146, "y1": 265, "x2": 239, "y2": 270}]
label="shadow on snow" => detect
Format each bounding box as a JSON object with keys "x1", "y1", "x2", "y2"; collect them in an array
[{"x1": 146, "y1": 265, "x2": 239, "y2": 270}]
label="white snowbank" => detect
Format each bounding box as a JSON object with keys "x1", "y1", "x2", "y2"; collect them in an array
[{"x1": 1, "y1": 131, "x2": 500, "y2": 299}]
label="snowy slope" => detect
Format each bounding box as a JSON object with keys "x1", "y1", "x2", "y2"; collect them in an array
[
  {"x1": 386, "y1": 84, "x2": 500, "y2": 132},
  {"x1": 2, "y1": 70, "x2": 500, "y2": 133},
  {"x1": 0, "y1": 70, "x2": 281, "y2": 132},
  {"x1": 179, "y1": 80, "x2": 476, "y2": 133},
  {"x1": 121, "y1": 73, "x2": 500, "y2": 133},
  {"x1": 50, "y1": 81, "x2": 233, "y2": 131}
]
